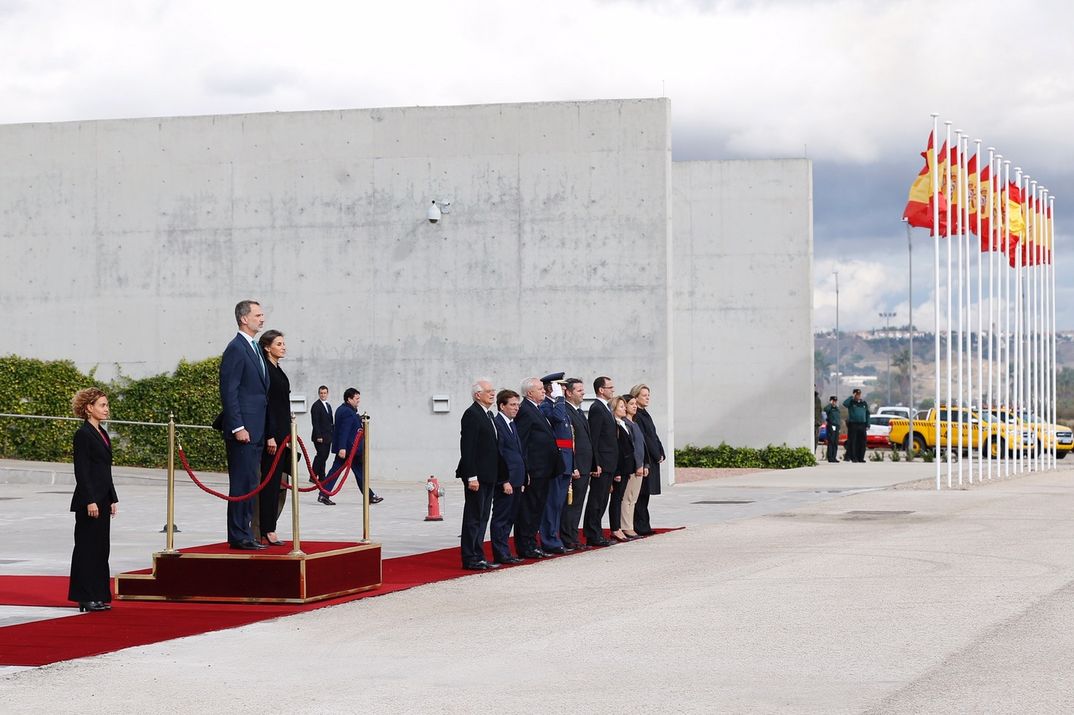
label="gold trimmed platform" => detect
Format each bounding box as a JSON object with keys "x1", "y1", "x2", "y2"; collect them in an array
[{"x1": 115, "y1": 541, "x2": 383, "y2": 604}]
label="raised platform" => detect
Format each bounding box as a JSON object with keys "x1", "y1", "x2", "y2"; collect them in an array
[{"x1": 115, "y1": 541, "x2": 382, "y2": 604}]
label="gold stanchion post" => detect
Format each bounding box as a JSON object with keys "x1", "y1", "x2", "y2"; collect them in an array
[
  {"x1": 361, "y1": 414, "x2": 371, "y2": 543},
  {"x1": 288, "y1": 414, "x2": 304, "y2": 556},
  {"x1": 164, "y1": 414, "x2": 177, "y2": 554}
]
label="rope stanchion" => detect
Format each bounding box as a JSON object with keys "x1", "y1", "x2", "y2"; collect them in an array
[
  {"x1": 282, "y1": 430, "x2": 364, "y2": 496},
  {"x1": 177, "y1": 434, "x2": 292, "y2": 502}
]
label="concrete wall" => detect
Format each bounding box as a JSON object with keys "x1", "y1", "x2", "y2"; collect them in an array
[
  {"x1": 672, "y1": 160, "x2": 814, "y2": 449},
  {"x1": 0, "y1": 99, "x2": 674, "y2": 481}
]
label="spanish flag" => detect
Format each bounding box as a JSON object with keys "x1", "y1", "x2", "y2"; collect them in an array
[
  {"x1": 976, "y1": 164, "x2": 1001, "y2": 251},
  {"x1": 902, "y1": 132, "x2": 948, "y2": 233},
  {"x1": 1007, "y1": 182, "x2": 1027, "y2": 267}
]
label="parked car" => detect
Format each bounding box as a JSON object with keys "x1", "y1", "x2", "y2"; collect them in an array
[
  {"x1": 875, "y1": 405, "x2": 913, "y2": 421},
  {"x1": 866, "y1": 414, "x2": 893, "y2": 448}
]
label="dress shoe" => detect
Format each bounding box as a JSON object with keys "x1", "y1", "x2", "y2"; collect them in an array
[
  {"x1": 463, "y1": 560, "x2": 500, "y2": 571},
  {"x1": 520, "y1": 550, "x2": 548, "y2": 559},
  {"x1": 230, "y1": 540, "x2": 267, "y2": 550},
  {"x1": 494, "y1": 556, "x2": 524, "y2": 565},
  {"x1": 370, "y1": 495, "x2": 384, "y2": 504},
  {"x1": 318, "y1": 494, "x2": 336, "y2": 506},
  {"x1": 78, "y1": 601, "x2": 108, "y2": 612},
  {"x1": 634, "y1": 529, "x2": 655, "y2": 536},
  {"x1": 587, "y1": 539, "x2": 612, "y2": 548},
  {"x1": 543, "y1": 546, "x2": 571, "y2": 555},
  {"x1": 612, "y1": 532, "x2": 630, "y2": 543},
  {"x1": 572, "y1": 543, "x2": 592, "y2": 551}
]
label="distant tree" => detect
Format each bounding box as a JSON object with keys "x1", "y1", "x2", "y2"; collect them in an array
[
  {"x1": 814, "y1": 349, "x2": 833, "y2": 391},
  {"x1": 892, "y1": 348, "x2": 911, "y2": 404}
]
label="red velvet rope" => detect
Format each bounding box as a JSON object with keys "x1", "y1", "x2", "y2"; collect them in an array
[
  {"x1": 177, "y1": 434, "x2": 292, "y2": 502},
  {"x1": 281, "y1": 429, "x2": 364, "y2": 496}
]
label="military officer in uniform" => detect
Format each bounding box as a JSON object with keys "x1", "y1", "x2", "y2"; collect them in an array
[{"x1": 537, "y1": 372, "x2": 574, "y2": 554}]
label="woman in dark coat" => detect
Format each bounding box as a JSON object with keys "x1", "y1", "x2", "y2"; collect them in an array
[
  {"x1": 69, "y1": 387, "x2": 119, "y2": 612},
  {"x1": 630, "y1": 384, "x2": 665, "y2": 535},
  {"x1": 258, "y1": 329, "x2": 291, "y2": 546},
  {"x1": 608, "y1": 396, "x2": 636, "y2": 543}
]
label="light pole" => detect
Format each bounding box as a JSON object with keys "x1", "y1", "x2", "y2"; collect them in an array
[
  {"x1": 880, "y1": 311, "x2": 896, "y2": 404},
  {"x1": 834, "y1": 270, "x2": 840, "y2": 395}
]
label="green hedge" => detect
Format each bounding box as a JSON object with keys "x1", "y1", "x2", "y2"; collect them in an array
[
  {"x1": 0, "y1": 355, "x2": 227, "y2": 471},
  {"x1": 675, "y1": 443, "x2": 816, "y2": 470}
]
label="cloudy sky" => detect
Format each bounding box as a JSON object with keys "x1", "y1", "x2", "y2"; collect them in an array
[{"x1": 3, "y1": 0, "x2": 1072, "y2": 330}]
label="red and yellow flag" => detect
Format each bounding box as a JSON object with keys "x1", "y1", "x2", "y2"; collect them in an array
[
  {"x1": 976, "y1": 164, "x2": 1002, "y2": 251},
  {"x1": 1006, "y1": 182, "x2": 1027, "y2": 267},
  {"x1": 902, "y1": 132, "x2": 948, "y2": 234}
]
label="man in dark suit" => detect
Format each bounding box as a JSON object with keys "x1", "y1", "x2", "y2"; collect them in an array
[
  {"x1": 218, "y1": 300, "x2": 269, "y2": 550},
  {"x1": 584, "y1": 375, "x2": 618, "y2": 547},
  {"x1": 514, "y1": 376, "x2": 563, "y2": 559},
  {"x1": 324, "y1": 388, "x2": 382, "y2": 505},
  {"x1": 631, "y1": 383, "x2": 665, "y2": 536},
  {"x1": 490, "y1": 389, "x2": 525, "y2": 565},
  {"x1": 560, "y1": 378, "x2": 594, "y2": 550},
  {"x1": 310, "y1": 385, "x2": 334, "y2": 482},
  {"x1": 456, "y1": 379, "x2": 502, "y2": 570}
]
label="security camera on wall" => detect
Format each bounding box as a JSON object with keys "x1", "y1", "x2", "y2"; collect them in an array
[{"x1": 427, "y1": 201, "x2": 441, "y2": 224}]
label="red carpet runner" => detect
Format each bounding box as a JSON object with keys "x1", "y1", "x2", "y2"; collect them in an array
[{"x1": 0, "y1": 529, "x2": 679, "y2": 667}]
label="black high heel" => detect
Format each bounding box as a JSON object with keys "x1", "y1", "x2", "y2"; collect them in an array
[
  {"x1": 263, "y1": 534, "x2": 283, "y2": 546},
  {"x1": 78, "y1": 601, "x2": 108, "y2": 612}
]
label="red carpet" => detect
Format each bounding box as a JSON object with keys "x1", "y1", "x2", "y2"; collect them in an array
[{"x1": 0, "y1": 528, "x2": 681, "y2": 667}]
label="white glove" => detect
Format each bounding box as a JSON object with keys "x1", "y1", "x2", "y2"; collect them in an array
[{"x1": 550, "y1": 382, "x2": 563, "y2": 398}]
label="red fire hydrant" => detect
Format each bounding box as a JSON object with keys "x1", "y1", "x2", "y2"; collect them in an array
[{"x1": 425, "y1": 475, "x2": 445, "y2": 521}]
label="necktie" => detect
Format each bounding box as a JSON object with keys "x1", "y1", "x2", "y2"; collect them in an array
[
  {"x1": 251, "y1": 339, "x2": 265, "y2": 377},
  {"x1": 487, "y1": 411, "x2": 497, "y2": 436}
]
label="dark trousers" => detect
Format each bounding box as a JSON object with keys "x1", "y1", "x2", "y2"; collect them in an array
[
  {"x1": 256, "y1": 446, "x2": 289, "y2": 537},
  {"x1": 490, "y1": 483, "x2": 521, "y2": 561},
  {"x1": 515, "y1": 476, "x2": 550, "y2": 554},
  {"x1": 608, "y1": 475, "x2": 628, "y2": 531},
  {"x1": 583, "y1": 473, "x2": 612, "y2": 543},
  {"x1": 539, "y1": 474, "x2": 570, "y2": 549},
  {"x1": 68, "y1": 508, "x2": 112, "y2": 603},
  {"x1": 460, "y1": 481, "x2": 494, "y2": 566},
  {"x1": 312, "y1": 439, "x2": 331, "y2": 479},
  {"x1": 826, "y1": 425, "x2": 841, "y2": 462},
  {"x1": 225, "y1": 439, "x2": 262, "y2": 544},
  {"x1": 846, "y1": 422, "x2": 867, "y2": 462},
  {"x1": 633, "y1": 477, "x2": 652, "y2": 533},
  {"x1": 560, "y1": 473, "x2": 590, "y2": 546}
]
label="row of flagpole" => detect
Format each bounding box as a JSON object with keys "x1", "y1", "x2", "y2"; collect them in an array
[{"x1": 906, "y1": 113, "x2": 1058, "y2": 489}]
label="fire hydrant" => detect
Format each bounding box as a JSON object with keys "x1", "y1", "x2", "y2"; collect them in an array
[{"x1": 425, "y1": 475, "x2": 445, "y2": 521}]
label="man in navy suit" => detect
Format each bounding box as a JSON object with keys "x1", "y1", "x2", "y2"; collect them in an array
[
  {"x1": 513, "y1": 376, "x2": 564, "y2": 559},
  {"x1": 489, "y1": 389, "x2": 526, "y2": 565},
  {"x1": 560, "y1": 378, "x2": 595, "y2": 550},
  {"x1": 219, "y1": 300, "x2": 269, "y2": 550},
  {"x1": 584, "y1": 375, "x2": 619, "y2": 547},
  {"x1": 310, "y1": 385, "x2": 334, "y2": 482},
  {"x1": 456, "y1": 379, "x2": 502, "y2": 570},
  {"x1": 323, "y1": 388, "x2": 381, "y2": 505}
]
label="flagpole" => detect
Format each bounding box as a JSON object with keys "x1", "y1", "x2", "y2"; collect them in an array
[
  {"x1": 1050, "y1": 194, "x2": 1057, "y2": 471},
  {"x1": 1003, "y1": 159, "x2": 1012, "y2": 477},
  {"x1": 1027, "y1": 178, "x2": 1035, "y2": 471},
  {"x1": 966, "y1": 136, "x2": 975, "y2": 480},
  {"x1": 1015, "y1": 169, "x2": 1024, "y2": 475},
  {"x1": 986, "y1": 148, "x2": 995, "y2": 479},
  {"x1": 1031, "y1": 179, "x2": 1040, "y2": 471},
  {"x1": 958, "y1": 128, "x2": 966, "y2": 485},
  {"x1": 933, "y1": 114, "x2": 942, "y2": 490},
  {"x1": 906, "y1": 218, "x2": 914, "y2": 461},
  {"x1": 975, "y1": 138, "x2": 984, "y2": 476},
  {"x1": 945, "y1": 121, "x2": 954, "y2": 487}
]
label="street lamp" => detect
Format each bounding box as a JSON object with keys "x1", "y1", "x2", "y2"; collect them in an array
[{"x1": 879, "y1": 311, "x2": 896, "y2": 404}]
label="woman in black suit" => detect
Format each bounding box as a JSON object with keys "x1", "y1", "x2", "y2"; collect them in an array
[
  {"x1": 69, "y1": 387, "x2": 119, "y2": 612},
  {"x1": 608, "y1": 396, "x2": 636, "y2": 543},
  {"x1": 258, "y1": 329, "x2": 291, "y2": 546}
]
